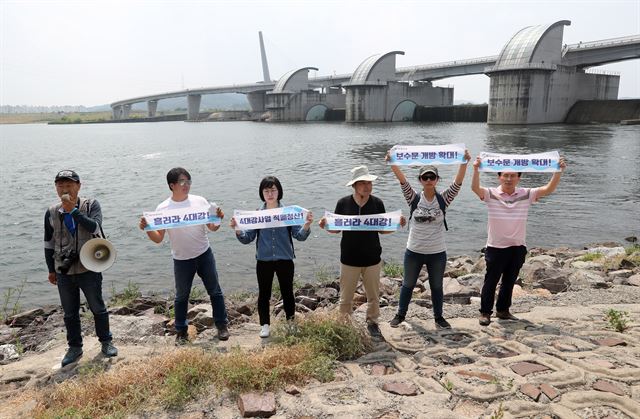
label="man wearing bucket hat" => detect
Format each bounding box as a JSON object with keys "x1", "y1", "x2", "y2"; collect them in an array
[
  {"x1": 44, "y1": 170, "x2": 118, "y2": 367},
  {"x1": 319, "y1": 165, "x2": 405, "y2": 338}
]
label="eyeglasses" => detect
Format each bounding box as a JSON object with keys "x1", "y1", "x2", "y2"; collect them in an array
[
  {"x1": 176, "y1": 179, "x2": 192, "y2": 186},
  {"x1": 414, "y1": 215, "x2": 436, "y2": 223},
  {"x1": 420, "y1": 174, "x2": 437, "y2": 181}
]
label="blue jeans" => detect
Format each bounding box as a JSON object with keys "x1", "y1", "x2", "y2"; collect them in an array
[
  {"x1": 56, "y1": 271, "x2": 112, "y2": 347},
  {"x1": 398, "y1": 249, "x2": 447, "y2": 318},
  {"x1": 480, "y1": 246, "x2": 527, "y2": 315},
  {"x1": 173, "y1": 247, "x2": 228, "y2": 331}
]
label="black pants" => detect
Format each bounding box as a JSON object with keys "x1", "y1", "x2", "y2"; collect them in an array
[
  {"x1": 480, "y1": 246, "x2": 527, "y2": 315},
  {"x1": 257, "y1": 260, "x2": 295, "y2": 325}
]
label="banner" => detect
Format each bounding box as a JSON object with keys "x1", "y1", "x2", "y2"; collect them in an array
[
  {"x1": 233, "y1": 206, "x2": 308, "y2": 230},
  {"x1": 388, "y1": 143, "x2": 466, "y2": 165},
  {"x1": 323, "y1": 210, "x2": 402, "y2": 231},
  {"x1": 479, "y1": 151, "x2": 561, "y2": 173},
  {"x1": 143, "y1": 202, "x2": 221, "y2": 231}
]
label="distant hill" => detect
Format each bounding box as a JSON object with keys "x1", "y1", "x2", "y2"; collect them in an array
[{"x1": 1, "y1": 93, "x2": 250, "y2": 114}]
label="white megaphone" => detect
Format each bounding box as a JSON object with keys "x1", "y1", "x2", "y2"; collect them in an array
[{"x1": 80, "y1": 238, "x2": 117, "y2": 272}]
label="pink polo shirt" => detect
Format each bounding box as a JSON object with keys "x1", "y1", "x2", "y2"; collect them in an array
[{"x1": 481, "y1": 186, "x2": 539, "y2": 248}]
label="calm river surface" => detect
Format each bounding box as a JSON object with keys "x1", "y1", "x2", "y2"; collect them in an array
[{"x1": 1, "y1": 121, "x2": 638, "y2": 307}]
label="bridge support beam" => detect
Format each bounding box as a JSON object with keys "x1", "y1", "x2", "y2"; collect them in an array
[
  {"x1": 112, "y1": 106, "x2": 122, "y2": 120},
  {"x1": 147, "y1": 100, "x2": 158, "y2": 117},
  {"x1": 187, "y1": 94, "x2": 201, "y2": 121},
  {"x1": 122, "y1": 104, "x2": 131, "y2": 119},
  {"x1": 246, "y1": 91, "x2": 266, "y2": 112}
]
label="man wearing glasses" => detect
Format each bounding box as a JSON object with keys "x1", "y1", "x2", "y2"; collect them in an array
[
  {"x1": 471, "y1": 157, "x2": 567, "y2": 326},
  {"x1": 139, "y1": 167, "x2": 229, "y2": 343}
]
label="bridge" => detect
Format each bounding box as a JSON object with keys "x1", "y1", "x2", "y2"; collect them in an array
[{"x1": 110, "y1": 22, "x2": 640, "y2": 124}]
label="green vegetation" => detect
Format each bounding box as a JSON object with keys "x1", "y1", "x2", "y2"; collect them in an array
[
  {"x1": 625, "y1": 244, "x2": 640, "y2": 256},
  {"x1": 0, "y1": 279, "x2": 26, "y2": 322},
  {"x1": 189, "y1": 286, "x2": 206, "y2": 301},
  {"x1": 442, "y1": 379, "x2": 454, "y2": 392},
  {"x1": 605, "y1": 308, "x2": 630, "y2": 333},
  {"x1": 578, "y1": 252, "x2": 604, "y2": 262},
  {"x1": 33, "y1": 313, "x2": 369, "y2": 418},
  {"x1": 490, "y1": 402, "x2": 504, "y2": 419},
  {"x1": 383, "y1": 260, "x2": 403, "y2": 278},
  {"x1": 110, "y1": 281, "x2": 141, "y2": 307}
]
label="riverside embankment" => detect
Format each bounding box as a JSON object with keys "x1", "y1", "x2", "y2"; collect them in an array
[{"x1": 1, "y1": 241, "x2": 639, "y2": 418}]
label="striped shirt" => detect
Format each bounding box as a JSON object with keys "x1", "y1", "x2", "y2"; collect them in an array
[
  {"x1": 481, "y1": 186, "x2": 539, "y2": 248},
  {"x1": 401, "y1": 180, "x2": 461, "y2": 254}
]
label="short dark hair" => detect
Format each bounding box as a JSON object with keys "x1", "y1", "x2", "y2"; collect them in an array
[
  {"x1": 497, "y1": 172, "x2": 522, "y2": 177},
  {"x1": 166, "y1": 167, "x2": 191, "y2": 190},
  {"x1": 259, "y1": 176, "x2": 283, "y2": 202}
]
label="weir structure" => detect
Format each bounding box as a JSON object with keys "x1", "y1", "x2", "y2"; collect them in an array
[{"x1": 110, "y1": 22, "x2": 639, "y2": 125}]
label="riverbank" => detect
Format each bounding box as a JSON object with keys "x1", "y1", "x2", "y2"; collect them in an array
[{"x1": 1, "y1": 241, "x2": 639, "y2": 418}]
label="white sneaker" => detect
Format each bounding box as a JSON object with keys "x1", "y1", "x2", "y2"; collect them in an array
[{"x1": 259, "y1": 324, "x2": 270, "y2": 338}]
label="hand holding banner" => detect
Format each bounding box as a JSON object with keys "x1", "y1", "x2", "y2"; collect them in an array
[
  {"x1": 233, "y1": 206, "x2": 309, "y2": 230},
  {"x1": 143, "y1": 202, "x2": 221, "y2": 231},
  {"x1": 479, "y1": 151, "x2": 561, "y2": 173},
  {"x1": 323, "y1": 210, "x2": 402, "y2": 231},
  {"x1": 388, "y1": 144, "x2": 466, "y2": 166}
]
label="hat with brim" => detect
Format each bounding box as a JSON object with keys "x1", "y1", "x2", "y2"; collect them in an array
[
  {"x1": 346, "y1": 165, "x2": 378, "y2": 186},
  {"x1": 418, "y1": 165, "x2": 439, "y2": 178},
  {"x1": 55, "y1": 169, "x2": 80, "y2": 183}
]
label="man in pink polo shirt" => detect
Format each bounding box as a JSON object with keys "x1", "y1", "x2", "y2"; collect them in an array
[{"x1": 471, "y1": 156, "x2": 567, "y2": 326}]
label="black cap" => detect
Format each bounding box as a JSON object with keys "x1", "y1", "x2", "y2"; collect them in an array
[{"x1": 55, "y1": 170, "x2": 80, "y2": 183}]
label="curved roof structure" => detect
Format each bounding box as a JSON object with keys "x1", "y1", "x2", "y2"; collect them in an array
[
  {"x1": 493, "y1": 20, "x2": 570, "y2": 69},
  {"x1": 272, "y1": 67, "x2": 319, "y2": 93},
  {"x1": 348, "y1": 51, "x2": 404, "y2": 85}
]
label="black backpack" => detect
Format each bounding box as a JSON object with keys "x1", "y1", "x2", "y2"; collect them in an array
[{"x1": 408, "y1": 192, "x2": 448, "y2": 231}]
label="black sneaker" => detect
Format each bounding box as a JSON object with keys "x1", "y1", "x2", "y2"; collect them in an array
[
  {"x1": 101, "y1": 341, "x2": 118, "y2": 357},
  {"x1": 217, "y1": 326, "x2": 230, "y2": 341},
  {"x1": 389, "y1": 314, "x2": 405, "y2": 328},
  {"x1": 367, "y1": 323, "x2": 382, "y2": 338},
  {"x1": 175, "y1": 329, "x2": 189, "y2": 345},
  {"x1": 434, "y1": 317, "x2": 451, "y2": 329},
  {"x1": 61, "y1": 346, "x2": 83, "y2": 367}
]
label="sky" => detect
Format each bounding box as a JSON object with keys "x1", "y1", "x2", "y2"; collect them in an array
[{"x1": 1, "y1": 0, "x2": 639, "y2": 106}]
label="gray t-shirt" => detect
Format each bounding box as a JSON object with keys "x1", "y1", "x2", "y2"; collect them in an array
[{"x1": 401, "y1": 180, "x2": 460, "y2": 254}]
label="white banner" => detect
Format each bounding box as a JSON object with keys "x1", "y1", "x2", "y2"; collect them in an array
[
  {"x1": 143, "y1": 202, "x2": 220, "y2": 231},
  {"x1": 388, "y1": 143, "x2": 466, "y2": 165},
  {"x1": 479, "y1": 151, "x2": 561, "y2": 173},
  {"x1": 323, "y1": 210, "x2": 402, "y2": 231},
  {"x1": 233, "y1": 206, "x2": 308, "y2": 230}
]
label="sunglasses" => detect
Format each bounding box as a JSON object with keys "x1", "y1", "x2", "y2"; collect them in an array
[
  {"x1": 176, "y1": 179, "x2": 192, "y2": 186},
  {"x1": 420, "y1": 174, "x2": 437, "y2": 181}
]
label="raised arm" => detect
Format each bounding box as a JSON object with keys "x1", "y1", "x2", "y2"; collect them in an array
[
  {"x1": 536, "y1": 157, "x2": 567, "y2": 198},
  {"x1": 385, "y1": 151, "x2": 407, "y2": 184},
  {"x1": 471, "y1": 156, "x2": 484, "y2": 199},
  {"x1": 453, "y1": 149, "x2": 472, "y2": 185},
  {"x1": 139, "y1": 216, "x2": 165, "y2": 243}
]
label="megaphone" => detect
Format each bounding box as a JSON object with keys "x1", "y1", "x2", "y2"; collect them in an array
[{"x1": 80, "y1": 238, "x2": 117, "y2": 272}]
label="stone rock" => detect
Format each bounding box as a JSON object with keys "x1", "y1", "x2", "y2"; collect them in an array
[
  {"x1": 192, "y1": 311, "x2": 214, "y2": 332},
  {"x1": 592, "y1": 380, "x2": 625, "y2": 396},
  {"x1": 532, "y1": 269, "x2": 572, "y2": 294},
  {"x1": 539, "y1": 383, "x2": 559, "y2": 400},
  {"x1": 595, "y1": 337, "x2": 627, "y2": 347},
  {"x1": 455, "y1": 370, "x2": 495, "y2": 382},
  {"x1": 295, "y1": 295, "x2": 318, "y2": 310},
  {"x1": 236, "y1": 305, "x2": 253, "y2": 316},
  {"x1": 570, "y1": 261, "x2": 603, "y2": 270},
  {"x1": 587, "y1": 246, "x2": 626, "y2": 258},
  {"x1": 527, "y1": 254, "x2": 560, "y2": 267},
  {"x1": 186, "y1": 304, "x2": 210, "y2": 320},
  {"x1": 237, "y1": 392, "x2": 276, "y2": 417},
  {"x1": 608, "y1": 269, "x2": 634, "y2": 279},
  {"x1": 455, "y1": 274, "x2": 484, "y2": 290},
  {"x1": 382, "y1": 381, "x2": 418, "y2": 396},
  {"x1": 510, "y1": 361, "x2": 550, "y2": 376},
  {"x1": 624, "y1": 236, "x2": 637, "y2": 243},
  {"x1": 0, "y1": 344, "x2": 20, "y2": 361},
  {"x1": 314, "y1": 287, "x2": 338, "y2": 300},
  {"x1": 626, "y1": 273, "x2": 640, "y2": 287},
  {"x1": 7, "y1": 308, "x2": 47, "y2": 327},
  {"x1": 569, "y1": 269, "x2": 607, "y2": 288},
  {"x1": 520, "y1": 383, "x2": 541, "y2": 401},
  {"x1": 412, "y1": 299, "x2": 432, "y2": 309},
  {"x1": 470, "y1": 257, "x2": 486, "y2": 274},
  {"x1": 284, "y1": 385, "x2": 300, "y2": 395},
  {"x1": 370, "y1": 364, "x2": 387, "y2": 376}
]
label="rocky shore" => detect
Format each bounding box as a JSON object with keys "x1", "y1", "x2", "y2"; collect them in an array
[{"x1": 1, "y1": 241, "x2": 639, "y2": 418}]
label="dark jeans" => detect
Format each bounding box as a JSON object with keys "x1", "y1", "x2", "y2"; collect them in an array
[
  {"x1": 56, "y1": 270, "x2": 111, "y2": 347},
  {"x1": 480, "y1": 245, "x2": 527, "y2": 315},
  {"x1": 173, "y1": 247, "x2": 228, "y2": 331},
  {"x1": 256, "y1": 259, "x2": 295, "y2": 325},
  {"x1": 398, "y1": 249, "x2": 447, "y2": 318}
]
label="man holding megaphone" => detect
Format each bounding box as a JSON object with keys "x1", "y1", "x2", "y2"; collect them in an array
[{"x1": 44, "y1": 170, "x2": 118, "y2": 367}]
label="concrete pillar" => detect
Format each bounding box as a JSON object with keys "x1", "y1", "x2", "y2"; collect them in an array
[
  {"x1": 122, "y1": 104, "x2": 131, "y2": 119},
  {"x1": 246, "y1": 91, "x2": 266, "y2": 112},
  {"x1": 187, "y1": 94, "x2": 201, "y2": 121},
  {"x1": 147, "y1": 100, "x2": 158, "y2": 117},
  {"x1": 112, "y1": 106, "x2": 121, "y2": 120}
]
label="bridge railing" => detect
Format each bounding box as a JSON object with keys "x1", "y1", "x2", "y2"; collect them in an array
[
  {"x1": 585, "y1": 69, "x2": 621, "y2": 76},
  {"x1": 485, "y1": 63, "x2": 558, "y2": 73},
  {"x1": 566, "y1": 35, "x2": 640, "y2": 50},
  {"x1": 398, "y1": 55, "x2": 498, "y2": 72}
]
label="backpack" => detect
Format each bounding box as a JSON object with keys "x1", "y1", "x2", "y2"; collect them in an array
[{"x1": 409, "y1": 192, "x2": 448, "y2": 231}]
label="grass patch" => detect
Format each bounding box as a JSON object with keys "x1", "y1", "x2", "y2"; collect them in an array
[
  {"x1": 314, "y1": 264, "x2": 337, "y2": 284},
  {"x1": 0, "y1": 279, "x2": 26, "y2": 322},
  {"x1": 272, "y1": 277, "x2": 302, "y2": 300},
  {"x1": 605, "y1": 309, "x2": 630, "y2": 333},
  {"x1": 625, "y1": 244, "x2": 640, "y2": 256},
  {"x1": 110, "y1": 281, "x2": 141, "y2": 307},
  {"x1": 383, "y1": 260, "x2": 403, "y2": 278},
  {"x1": 33, "y1": 313, "x2": 369, "y2": 418},
  {"x1": 578, "y1": 252, "x2": 604, "y2": 262},
  {"x1": 189, "y1": 286, "x2": 206, "y2": 301}
]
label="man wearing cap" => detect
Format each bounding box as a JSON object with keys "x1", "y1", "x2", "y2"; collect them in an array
[
  {"x1": 319, "y1": 165, "x2": 405, "y2": 338},
  {"x1": 44, "y1": 170, "x2": 117, "y2": 367},
  {"x1": 471, "y1": 156, "x2": 567, "y2": 326}
]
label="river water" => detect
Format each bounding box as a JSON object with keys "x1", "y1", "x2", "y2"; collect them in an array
[{"x1": 1, "y1": 121, "x2": 638, "y2": 307}]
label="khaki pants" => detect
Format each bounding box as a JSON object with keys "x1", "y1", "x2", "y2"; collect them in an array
[{"x1": 339, "y1": 262, "x2": 381, "y2": 325}]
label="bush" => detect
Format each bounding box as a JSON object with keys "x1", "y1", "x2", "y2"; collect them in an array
[{"x1": 383, "y1": 260, "x2": 403, "y2": 278}]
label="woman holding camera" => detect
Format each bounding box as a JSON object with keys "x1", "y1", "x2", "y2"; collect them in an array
[
  {"x1": 385, "y1": 150, "x2": 470, "y2": 330},
  {"x1": 230, "y1": 176, "x2": 313, "y2": 338}
]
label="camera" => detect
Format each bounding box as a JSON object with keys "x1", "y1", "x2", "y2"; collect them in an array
[{"x1": 58, "y1": 251, "x2": 79, "y2": 274}]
